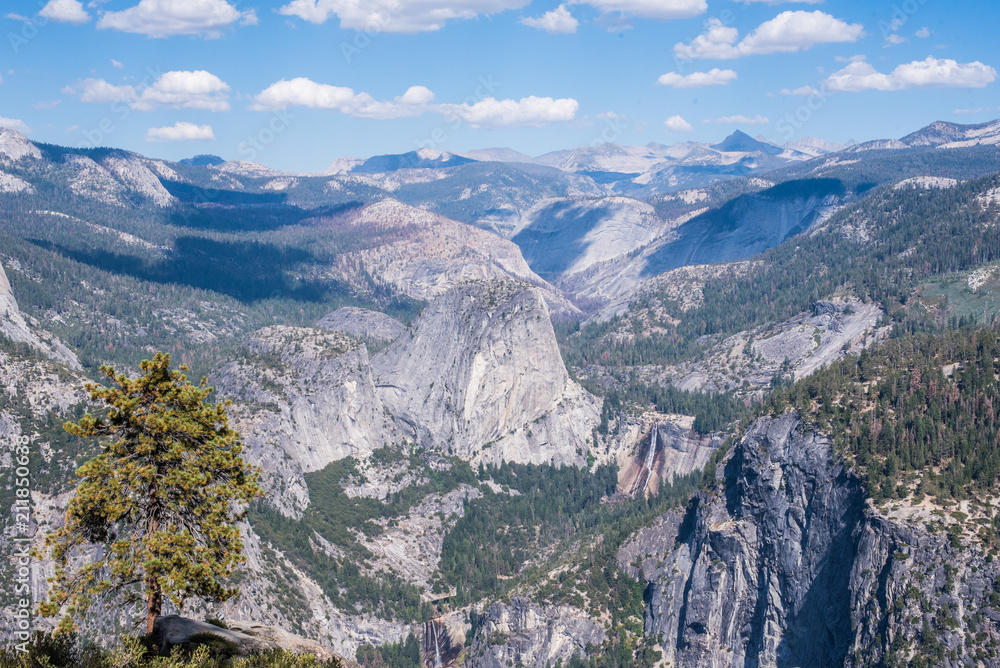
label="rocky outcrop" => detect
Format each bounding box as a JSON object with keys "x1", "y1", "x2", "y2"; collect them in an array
[
  {"x1": 317, "y1": 307, "x2": 406, "y2": 343},
  {"x1": 617, "y1": 418, "x2": 723, "y2": 497},
  {"x1": 466, "y1": 598, "x2": 606, "y2": 668},
  {"x1": 213, "y1": 326, "x2": 400, "y2": 514},
  {"x1": 0, "y1": 127, "x2": 41, "y2": 163},
  {"x1": 372, "y1": 280, "x2": 599, "y2": 466},
  {"x1": 619, "y1": 413, "x2": 1000, "y2": 667},
  {"x1": 338, "y1": 200, "x2": 581, "y2": 317},
  {"x1": 0, "y1": 262, "x2": 80, "y2": 368},
  {"x1": 151, "y1": 615, "x2": 350, "y2": 663}
]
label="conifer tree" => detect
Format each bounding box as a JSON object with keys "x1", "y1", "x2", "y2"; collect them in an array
[{"x1": 39, "y1": 353, "x2": 263, "y2": 635}]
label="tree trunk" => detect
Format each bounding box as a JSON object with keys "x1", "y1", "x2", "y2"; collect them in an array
[
  {"x1": 146, "y1": 578, "x2": 162, "y2": 636},
  {"x1": 146, "y1": 484, "x2": 162, "y2": 636}
]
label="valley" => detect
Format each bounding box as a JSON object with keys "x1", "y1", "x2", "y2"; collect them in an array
[{"x1": 4, "y1": 117, "x2": 1000, "y2": 667}]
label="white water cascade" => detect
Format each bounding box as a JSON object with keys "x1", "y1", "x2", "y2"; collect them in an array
[
  {"x1": 631, "y1": 428, "x2": 658, "y2": 496},
  {"x1": 432, "y1": 621, "x2": 442, "y2": 668}
]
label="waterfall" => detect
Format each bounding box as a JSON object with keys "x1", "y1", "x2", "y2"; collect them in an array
[
  {"x1": 432, "y1": 621, "x2": 442, "y2": 668},
  {"x1": 631, "y1": 428, "x2": 658, "y2": 496}
]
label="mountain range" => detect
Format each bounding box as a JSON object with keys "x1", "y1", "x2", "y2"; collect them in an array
[{"x1": 4, "y1": 117, "x2": 1000, "y2": 667}]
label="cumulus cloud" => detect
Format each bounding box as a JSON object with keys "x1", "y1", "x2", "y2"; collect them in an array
[
  {"x1": 97, "y1": 0, "x2": 257, "y2": 38},
  {"x1": 111, "y1": 59, "x2": 124, "y2": 69},
  {"x1": 705, "y1": 114, "x2": 769, "y2": 125},
  {"x1": 884, "y1": 33, "x2": 905, "y2": 47},
  {"x1": 278, "y1": 0, "x2": 529, "y2": 33},
  {"x1": 0, "y1": 117, "x2": 31, "y2": 133},
  {"x1": 824, "y1": 56, "x2": 997, "y2": 92},
  {"x1": 64, "y1": 70, "x2": 231, "y2": 112},
  {"x1": 439, "y1": 96, "x2": 578, "y2": 128},
  {"x1": 39, "y1": 0, "x2": 89, "y2": 24},
  {"x1": 657, "y1": 68, "x2": 737, "y2": 88},
  {"x1": 664, "y1": 115, "x2": 693, "y2": 131},
  {"x1": 145, "y1": 122, "x2": 215, "y2": 142},
  {"x1": 915, "y1": 27, "x2": 930, "y2": 38},
  {"x1": 521, "y1": 4, "x2": 578, "y2": 33},
  {"x1": 571, "y1": 0, "x2": 705, "y2": 20},
  {"x1": 780, "y1": 85, "x2": 820, "y2": 96},
  {"x1": 674, "y1": 11, "x2": 863, "y2": 60},
  {"x1": 251, "y1": 78, "x2": 433, "y2": 118},
  {"x1": 252, "y1": 77, "x2": 577, "y2": 127}
]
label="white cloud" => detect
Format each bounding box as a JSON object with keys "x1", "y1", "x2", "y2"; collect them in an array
[
  {"x1": 954, "y1": 108, "x2": 986, "y2": 115},
  {"x1": 397, "y1": 85, "x2": 435, "y2": 105},
  {"x1": 65, "y1": 70, "x2": 231, "y2": 112},
  {"x1": 571, "y1": 0, "x2": 705, "y2": 20},
  {"x1": 521, "y1": 5, "x2": 578, "y2": 33},
  {"x1": 825, "y1": 56, "x2": 998, "y2": 92},
  {"x1": 39, "y1": 0, "x2": 89, "y2": 23},
  {"x1": 657, "y1": 68, "x2": 737, "y2": 88},
  {"x1": 734, "y1": 0, "x2": 821, "y2": 3},
  {"x1": 278, "y1": 0, "x2": 529, "y2": 33},
  {"x1": 597, "y1": 111, "x2": 624, "y2": 120},
  {"x1": 884, "y1": 33, "x2": 905, "y2": 46},
  {"x1": 0, "y1": 117, "x2": 31, "y2": 133},
  {"x1": 664, "y1": 115, "x2": 693, "y2": 131},
  {"x1": 674, "y1": 11, "x2": 864, "y2": 60},
  {"x1": 252, "y1": 77, "x2": 577, "y2": 127},
  {"x1": 97, "y1": 0, "x2": 256, "y2": 38},
  {"x1": 146, "y1": 122, "x2": 215, "y2": 142},
  {"x1": 32, "y1": 100, "x2": 62, "y2": 109},
  {"x1": 780, "y1": 85, "x2": 820, "y2": 96},
  {"x1": 440, "y1": 96, "x2": 578, "y2": 128},
  {"x1": 705, "y1": 114, "x2": 769, "y2": 125},
  {"x1": 111, "y1": 59, "x2": 124, "y2": 69},
  {"x1": 915, "y1": 27, "x2": 930, "y2": 38},
  {"x1": 252, "y1": 78, "x2": 430, "y2": 118}
]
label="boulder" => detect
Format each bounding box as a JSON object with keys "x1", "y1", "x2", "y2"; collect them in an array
[{"x1": 151, "y1": 615, "x2": 349, "y2": 664}]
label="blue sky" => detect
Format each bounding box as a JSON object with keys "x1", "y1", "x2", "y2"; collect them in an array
[{"x1": 1, "y1": 0, "x2": 998, "y2": 171}]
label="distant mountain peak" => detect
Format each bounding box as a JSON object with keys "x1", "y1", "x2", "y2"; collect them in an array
[
  {"x1": 711, "y1": 130, "x2": 783, "y2": 156},
  {"x1": 901, "y1": 118, "x2": 1000, "y2": 147},
  {"x1": 179, "y1": 154, "x2": 225, "y2": 166},
  {"x1": 354, "y1": 149, "x2": 476, "y2": 174}
]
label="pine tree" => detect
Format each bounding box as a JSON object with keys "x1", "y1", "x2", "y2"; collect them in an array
[{"x1": 38, "y1": 352, "x2": 263, "y2": 635}]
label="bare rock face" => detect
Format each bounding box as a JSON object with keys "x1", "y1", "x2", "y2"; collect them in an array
[
  {"x1": 619, "y1": 413, "x2": 1000, "y2": 668},
  {"x1": 317, "y1": 307, "x2": 406, "y2": 343},
  {"x1": 466, "y1": 597, "x2": 606, "y2": 667},
  {"x1": 372, "y1": 280, "x2": 599, "y2": 466},
  {"x1": 0, "y1": 262, "x2": 80, "y2": 369},
  {"x1": 151, "y1": 615, "x2": 350, "y2": 664},
  {"x1": 617, "y1": 418, "x2": 723, "y2": 497},
  {"x1": 213, "y1": 326, "x2": 400, "y2": 514},
  {"x1": 337, "y1": 200, "x2": 581, "y2": 318}
]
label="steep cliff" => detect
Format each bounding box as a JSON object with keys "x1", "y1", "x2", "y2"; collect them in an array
[
  {"x1": 466, "y1": 597, "x2": 606, "y2": 668},
  {"x1": 619, "y1": 413, "x2": 1000, "y2": 667},
  {"x1": 0, "y1": 262, "x2": 80, "y2": 369},
  {"x1": 213, "y1": 326, "x2": 400, "y2": 515},
  {"x1": 372, "y1": 280, "x2": 599, "y2": 466}
]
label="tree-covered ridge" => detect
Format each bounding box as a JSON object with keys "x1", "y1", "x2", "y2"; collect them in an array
[
  {"x1": 763, "y1": 327, "x2": 1000, "y2": 505},
  {"x1": 562, "y1": 172, "x2": 1000, "y2": 369}
]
